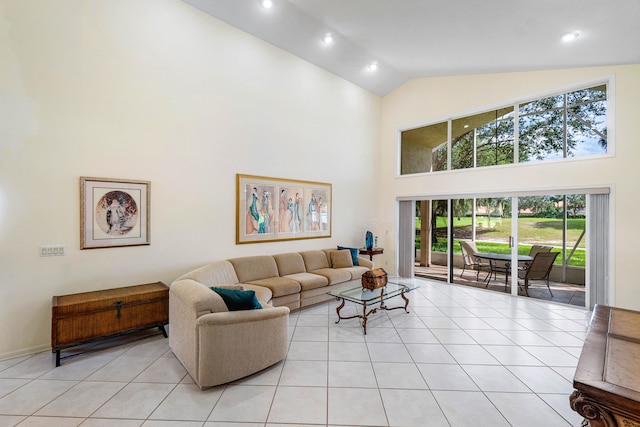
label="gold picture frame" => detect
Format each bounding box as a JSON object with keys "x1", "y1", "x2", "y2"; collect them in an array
[
  {"x1": 80, "y1": 177, "x2": 150, "y2": 249},
  {"x1": 236, "y1": 174, "x2": 331, "y2": 244}
]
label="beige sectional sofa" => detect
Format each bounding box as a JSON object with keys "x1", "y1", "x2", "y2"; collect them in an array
[
  {"x1": 169, "y1": 248, "x2": 372, "y2": 388},
  {"x1": 173, "y1": 248, "x2": 373, "y2": 310}
]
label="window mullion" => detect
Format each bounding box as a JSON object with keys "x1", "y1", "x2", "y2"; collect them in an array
[
  {"x1": 447, "y1": 120, "x2": 452, "y2": 171},
  {"x1": 563, "y1": 93, "x2": 568, "y2": 158},
  {"x1": 473, "y1": 128, "x2": 477, "y2": 168},
  {"x1": 514, "y1": 103, "x2": 519, "y2": 164}
]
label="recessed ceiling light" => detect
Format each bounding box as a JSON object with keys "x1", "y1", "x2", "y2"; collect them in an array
[
  {"x1": 464, "y1": 125, "x2": 469, "y2": 129},
  {"x1": 367, "y1": 61, "x2": 378, "y2": 72},
  {"x1": 323, "y1": 33, "x2": 334, "y2": 45},
  {"x1": 562, "y1": 31, "x2": 580, "y2": 42},
  {"x1": 261, "y1": 0, "x2": 273, "y2": 9}
]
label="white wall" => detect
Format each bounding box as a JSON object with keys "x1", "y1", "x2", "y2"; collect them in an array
[
  {"x1": 379, "y1": 65, "x2": 640, "y2": 310},
  {"x1": 0, "y1": 0, "x2": 381, "y2": 358}
]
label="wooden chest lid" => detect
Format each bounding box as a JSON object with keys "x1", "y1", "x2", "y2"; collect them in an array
[{"x1": 52, "y1": 282, "x2": 168, "y2": 315}]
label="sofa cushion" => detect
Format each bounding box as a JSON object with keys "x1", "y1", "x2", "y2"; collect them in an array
[
  {"x1": 274, "y1": 253, "x2": 306, "y2": 276},
  {"x1": 211, "y1": 287, "x2": 262, "y2": 311},
  {"x1": 341, "y1": 266, "x2": 371, "y2": 280},
  {"x1": 300, "y1": 250, "x2": 330, "y2": 271},
  {"x1": 228, "y1": 256, "x2": 279, "y2": 283},
  {"x1": 246, "y1": 276, "x2": 301, "y2": 297},
  {"x1": 337, "y1": 246, "x2": 360, "y2": 266},
  {"x1": 310, "y1": 268, "x2": 351, "y2": 285},
  {"x1": 283, "y1": 272, "x2": 328, "y2": 291},
  {"x1": 271, "y1": 293, "x2": 301, "y2": 310},
  {"x1": 330, "y1": 250, "x2": 354, "y2": 268}
]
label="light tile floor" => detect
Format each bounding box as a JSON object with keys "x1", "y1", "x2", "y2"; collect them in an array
[{"x1": 0, "y1": 278, "x2": 590, "y2": 426}]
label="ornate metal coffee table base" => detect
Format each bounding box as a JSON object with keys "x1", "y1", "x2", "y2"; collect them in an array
[{"x1": 334, "y1": 291, "x2": 410, "y2": 334}]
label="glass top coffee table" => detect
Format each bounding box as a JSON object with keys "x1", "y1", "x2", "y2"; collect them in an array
[{"x1": 327, "y1": 280, "x2": 420, "y2": 334}]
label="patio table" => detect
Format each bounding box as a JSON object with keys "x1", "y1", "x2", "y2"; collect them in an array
[{"x1": 474, "y1": 252, "x2": 533, "y2": 287}]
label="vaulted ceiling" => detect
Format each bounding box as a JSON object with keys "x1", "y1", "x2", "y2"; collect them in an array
[{"x1": 183, "y1": 0, "x2": 640, "y2": 95}]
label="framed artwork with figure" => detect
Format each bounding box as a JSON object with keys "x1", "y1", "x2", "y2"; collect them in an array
[
  {"x1": 80, "y1": 177, "x2": 150, "y2": 249},
  {"x1": 236, "y1": 174, "x2": 331, "y2": 244}
]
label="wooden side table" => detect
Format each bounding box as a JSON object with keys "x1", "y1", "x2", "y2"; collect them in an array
[{"x1": 359, "y1": 247, "x2": 384, "y2": 261}]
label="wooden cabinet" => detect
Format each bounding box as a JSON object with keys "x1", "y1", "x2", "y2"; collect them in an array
[
  {"x1": 570, "y1": 304, "x2": 640, "y2": 426},
  {"x1": 52, "y1": 282, "x2": 169, "y2": 366}
]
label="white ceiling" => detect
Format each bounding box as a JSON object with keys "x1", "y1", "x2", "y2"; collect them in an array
[{"x1": 182, "y1": 0, "x2": 640, "y2": 96}]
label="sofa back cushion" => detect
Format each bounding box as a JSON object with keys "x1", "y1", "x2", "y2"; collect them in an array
[
  {"x1": 330, "y1": 250, "x2": 354, "y2": 268},
  {"x1": 337, "y1": 246, "x2": 360, "y2": 266},
  {"x1": 176, "y1": 260, "x2": 239, "y2": 287},
  {"x1": 274, "y1": 253, "x2": 306, "y2": 276},
  {"x1": 300, "y1": 250, "x2": 330, "y2": 271},
  {"x1": 228, "y1": 256, "x2": 279, "y2": 283}
]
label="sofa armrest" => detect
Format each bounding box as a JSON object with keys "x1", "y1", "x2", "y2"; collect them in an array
[
  {"x1": 195, "y1": 306, "x2": 290, "y2": 388},
  {"x1": 169, "y1": 278, "x2": 229, "y2": 379},
  {"x1": 170, "y1": 279, "x2": 229, "y2": 316},
  {"x1": 196, "y1": 306, "x2": 290, "y2": 326},
  {"x1": 357, "y1": 257, "x2": 374, "y2": 269}
]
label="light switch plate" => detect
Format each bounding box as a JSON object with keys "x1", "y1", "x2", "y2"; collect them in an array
[{"x1": 40, "y1": 245, "x2": 66, "y2": 257}]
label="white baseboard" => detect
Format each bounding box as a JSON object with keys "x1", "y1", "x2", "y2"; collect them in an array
[{"x1": 0, "y1": 344, "x2": 51, "y2": 362}]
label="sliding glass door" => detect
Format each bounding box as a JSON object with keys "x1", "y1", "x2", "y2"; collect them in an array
[{"x1": 404, "y1": 190, "x2": 607, "y2": 308}]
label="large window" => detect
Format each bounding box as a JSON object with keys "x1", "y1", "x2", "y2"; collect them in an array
[{"x1": 400, "y1": 83, "x2": 608, "y2": 175}]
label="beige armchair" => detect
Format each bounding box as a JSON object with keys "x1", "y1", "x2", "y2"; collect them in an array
[{"x1": 169, "y1": 277, "x2": 289, "y2": 389}]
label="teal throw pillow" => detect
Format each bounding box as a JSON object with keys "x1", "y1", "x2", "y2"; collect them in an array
[
  {"x1": 337, "y1": 246, "x2": 359, "y2": 266},
  {"x1": 210, "y1": 287, "x2": 262, "y2": 311}
]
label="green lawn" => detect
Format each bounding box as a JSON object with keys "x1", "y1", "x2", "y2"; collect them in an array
[
  {"x1": 415, "y1": 216, "x2": 586, "y2": 267},
  {"x1": 417, "y1": 216, "x2": 585, "y2": 247}
]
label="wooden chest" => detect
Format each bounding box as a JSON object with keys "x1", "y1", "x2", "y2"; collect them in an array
[
  {"x1": 361, "y1": 268, "x2": 388, "y2": 290},
  {"x1": 52, "y1": 282, "x2": 169, "y2": 366}
]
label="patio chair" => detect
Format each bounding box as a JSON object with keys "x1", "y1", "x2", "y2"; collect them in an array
[
  {"x1": 506, "y1": 245, "x2": 553, "y2": 272},
  {"x1": 518, "y1": 251, "x2": 559, "y2": 297},
  {"x1": 459, "y1": 240, "x2": 489, "y2": 280},
  {"x1": 529, "y1": 245, "x2": 553, "y2": 257}
]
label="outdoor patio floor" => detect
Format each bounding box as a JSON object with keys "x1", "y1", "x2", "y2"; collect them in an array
[{"x1": 415, "y1": 264, "x2": 586, "y2": 308}]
